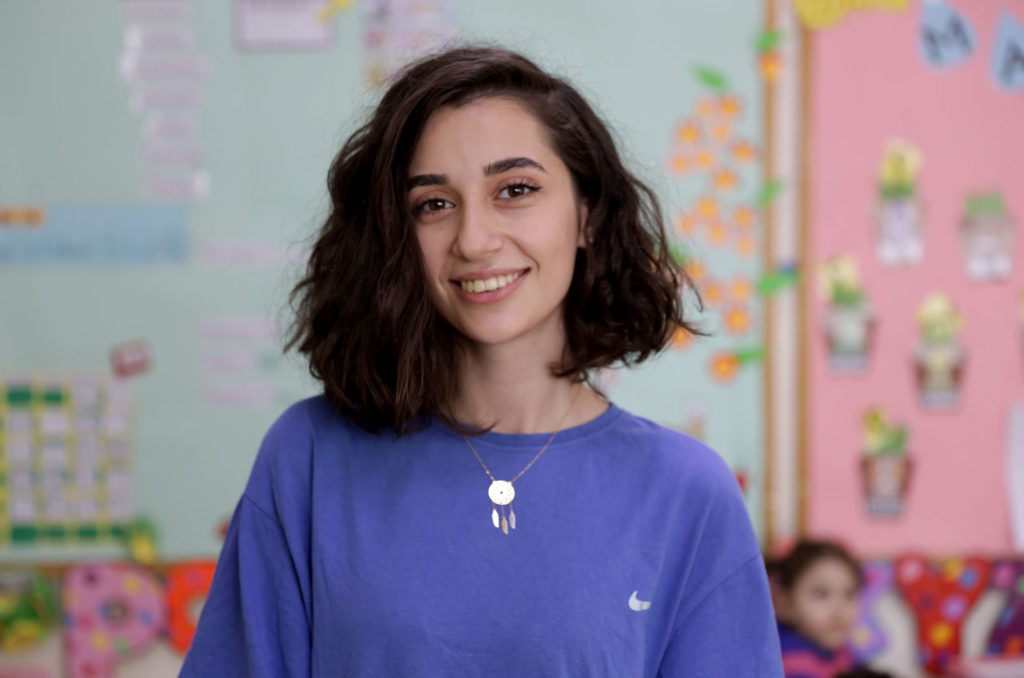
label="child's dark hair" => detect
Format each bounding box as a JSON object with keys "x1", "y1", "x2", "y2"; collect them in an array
[
  {"x1": 836, "y1": 669, "x2": 895, "y2": 678},
  {"x1": 769, "y1": 539, "x2": 864, "y2": 590}
]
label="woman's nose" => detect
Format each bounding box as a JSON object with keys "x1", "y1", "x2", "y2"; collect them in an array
[{"x1": 452, "y1": 200, "x2": 502, "y2": 259}]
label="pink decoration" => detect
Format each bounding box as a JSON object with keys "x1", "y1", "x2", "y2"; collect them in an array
[{"x1": 62, "y1": 563, "x2": 166, "y2": 678}]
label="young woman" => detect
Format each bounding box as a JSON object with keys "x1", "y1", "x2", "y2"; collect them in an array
[{"x1": 181, "y1": 47, "x2": 783, "y2": 677}]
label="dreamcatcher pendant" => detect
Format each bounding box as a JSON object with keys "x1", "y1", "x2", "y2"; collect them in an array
[{"x1": 488, "y1": 480, "x2": 516, "y2": 534}]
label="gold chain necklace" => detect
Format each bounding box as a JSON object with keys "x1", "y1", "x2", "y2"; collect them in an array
[{"x1": 463, "y1": 388, "x2": 581, "y2": 535}]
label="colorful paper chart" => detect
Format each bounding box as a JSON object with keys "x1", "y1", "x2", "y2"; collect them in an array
[{"x1": 0, "y1": 375, "x2": 136, "y2": 547}]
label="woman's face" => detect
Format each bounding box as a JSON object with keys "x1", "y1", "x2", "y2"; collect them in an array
[{"x1": 408, "y1": 97, "x2": 586, "y2": 354}]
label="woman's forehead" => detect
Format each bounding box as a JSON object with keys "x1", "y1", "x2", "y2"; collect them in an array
[{"x1": 409, "y1": 98, "x2": 558, "y2": 173}]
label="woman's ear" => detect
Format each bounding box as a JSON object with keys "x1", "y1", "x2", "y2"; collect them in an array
[{"x1": 576, "y1": 203, "x2": 589, "y2": 248}]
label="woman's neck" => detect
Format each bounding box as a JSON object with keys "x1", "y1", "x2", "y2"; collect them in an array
[{"x1": 451, "y1": 345, "x2": 605, "y2": 434}]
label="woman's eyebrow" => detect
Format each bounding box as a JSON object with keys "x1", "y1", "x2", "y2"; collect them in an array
[
  {"x1": 408, "y1": 157, "x2": 545, "y2": 189},
  {"x1": 408, "y1": 173, "x2": 448, "y2": 189},
  {"x1": 484, "y1": 157, "x2": 546, "y2": 176}
]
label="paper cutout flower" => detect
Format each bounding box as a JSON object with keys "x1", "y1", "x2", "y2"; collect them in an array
[
  {"x1": 733, "y1": 205, "x2": 756, "y2": 229},
  {"x1": 707, "y1": 222, "x2": 730, "y2": 246},
  {"x1": 674, "y1": 212, "x2": 698, "y2": 235},
  {"x1": 696, "y1": 97, "x2": 717, "y2": 118},
  {"x1": 917, "y1": 292, "x2": 962, "y2": 344},
  {"x1": 711, "y1": 123, "x2": 732, "y2": 143},
  {"x1": 696, "y1": 196, "x2": 719, "y2": 219},
  {"x1": 732, "y1": 141, "x2": 757, "y2": 164},
  {"x1": 737, "y1": 235, "x2": 756, "y2": 257},
  {"x1": 668, "y1": 153, "x2": 690, "y2": 174},
  {"x1": 724, "y1": 306, "x2": 753, "y2": 335},
  {"x1": 719, "y1": 95, "x2": 743, "y2": 117},
  {"x1": 819, "y1": 255, "x2": 865, "y2": 306},
  {"x1": 731, "y1": 278, "x2": 753, "y2": 301},
  {"x1": 703, "y1": 281, "x2": 725, "y2": 306},
  {"x1": 684, "y1": 259, "x2": 707, "y2": 283},
  {"x1": 671, "y1": 326, "x2": 694, "y2": 350},
  {"x1": 879, "y1": 139, "x2": 923, "y2": 200},
  {"x1": 863, "y1": 407, "x2": 908, "y2": 457},
  {"x1": 711, "y1": 353, "x2": 741, "y2": 382},
  {"x1": 713, "y1": 169, "x2": 739, "y2": 191},
  {"x1": 675, "y1": 120, "x2": 701, "y2": 145}
]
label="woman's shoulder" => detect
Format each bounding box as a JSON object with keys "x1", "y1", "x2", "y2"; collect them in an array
[
  {"x1": 243, "y1": 395, "x2": 360, "y2": 509},
  {"x1": 605, "y1": 405, "x2": 738, "y2": 492}
]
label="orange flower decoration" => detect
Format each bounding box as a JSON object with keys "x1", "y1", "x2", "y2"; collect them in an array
[
  {"x1": 733, "y1": 205, "x2": 756, "y2": 229},
  {"x1": 696, "y1": 196, "x2": 719, "y2": 219},
  {"x1": 737, "y1": 234, "x2": 756, "y2": 257},
  {"x1": 760, "y1": 52, "x2": 781, "y2": 82},
  {"x1": 719, "y1": 95, "x2": 743, "y2": 117},
  {"x1": 732, "y1": 140, "x2": 757, "y2": 164},
  {"x1": 723, "y1": 305, "x2": 752, "y2": 335},
  {"x1": 730, "y1": 278, "x2": 753, "y2": 301},
  {"x1": 711, "y1": 123, "x2": 732, "y2": 143},
  {"x1": 710, "y1": 352, "x2": 741, "y2": 382},
  {"x1": 713, "y1": 169, "x2": 738, "y2": 192},
  {"x1": 696, "y1": 97, "x2": 717, "y2": 118},
  {"x1": 695, "y1": 149, "x2": 716, "y2": 170},
  {"x1": 671, "y1": 326, "x2": 694, "y2": 350},
  {"x1": 674, "y1": 212, "x2": 698, "y2": 235},
  {"x1": 675, "y1": 120, "x2": 701, "y2": 145},
  {"x1": 707, "y1": 222, "x2": 729, "y2": 246},
  {"x1": 703, "y1": 281, "x2": 724, "y2": 306},
  {"x1": 668, "y1": 153, "x2": 690, "y2": 174},
  {"x1": 684, "y1": 259, "x2": 707, "y2": 283}
]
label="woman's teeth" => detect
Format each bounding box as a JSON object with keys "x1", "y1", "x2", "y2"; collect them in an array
[{"x1": 459, "y1": 271, "x2": 521, "y2": 293}]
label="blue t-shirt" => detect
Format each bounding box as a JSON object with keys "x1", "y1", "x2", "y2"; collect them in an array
[{"x1": 181, "y1": 396, "x2": 783, "y2": 677}]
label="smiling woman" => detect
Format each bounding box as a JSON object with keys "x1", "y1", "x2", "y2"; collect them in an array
[{"x1": 180, "y1": 47, "x2": 784, "y2": 678}]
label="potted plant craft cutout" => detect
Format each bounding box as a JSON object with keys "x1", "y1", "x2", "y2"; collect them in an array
[
  {"x1": 960, "y1": 192, "x2": 1015, "y2": 282},
  {"x1": 875, "y1": 139, "x2": 924, "y2": 266},
  {"x1": 820, "y1": 255, "x2": 873, "y2": 373},
  {"x1": 912, "y1": 292, "x2": 966, "y2": 410},
  {"x1": 860, "y1": 407, "x2": 913, "y2": 518}
]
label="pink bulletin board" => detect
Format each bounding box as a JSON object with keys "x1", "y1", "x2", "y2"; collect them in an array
[{"x1": 804, "y1": 2, "x2": 1024, "y2": 554}]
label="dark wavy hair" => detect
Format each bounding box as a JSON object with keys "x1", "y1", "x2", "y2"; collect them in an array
[{"x1": 287, "y1": 46, "x2": 701, "y2": 434}]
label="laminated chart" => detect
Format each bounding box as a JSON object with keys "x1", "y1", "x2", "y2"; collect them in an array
[{"x1": 0, "y1": 375, "x2": 135, "y2": 548}]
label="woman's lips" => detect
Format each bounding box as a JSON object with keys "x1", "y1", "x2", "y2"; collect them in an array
[{"x1": 451, "y1": 269, "x2": 529, "y2": 304}]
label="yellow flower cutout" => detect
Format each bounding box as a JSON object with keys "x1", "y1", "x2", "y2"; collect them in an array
[
  {"x1": 819, "y1": 255, "x2": 861, "y2": 300},
  {"x1": 917, "y1": 292, "x2": 962, "y2": 341},
  {"x1": 880, "y1": 139, "x2": 922, "y2": 188}
]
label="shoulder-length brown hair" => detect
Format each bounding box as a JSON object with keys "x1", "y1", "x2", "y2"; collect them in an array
[{"x1": 287, "y1": 46, "x2": 702, "y2": 434}]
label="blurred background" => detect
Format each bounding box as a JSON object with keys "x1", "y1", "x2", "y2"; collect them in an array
[{"x1": 1, "y1": 1, "x2": 1022, "y2": 676}]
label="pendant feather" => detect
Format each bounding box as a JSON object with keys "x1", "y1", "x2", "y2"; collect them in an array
[{"x1": 491, "y1": 507, "x2": 499, "y2": 528}]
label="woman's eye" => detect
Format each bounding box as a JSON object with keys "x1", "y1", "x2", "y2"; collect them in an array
[
  {"x1": 415, "y1": 198, "x2": 453, "y2": 214},
  {"x1": 498, "y1": 183, "x2": 540, "y2": 200}
]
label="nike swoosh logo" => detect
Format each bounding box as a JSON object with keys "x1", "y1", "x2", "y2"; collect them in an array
[{"x1": 628, "y1": 590, "x2": 651, "y2": 611}]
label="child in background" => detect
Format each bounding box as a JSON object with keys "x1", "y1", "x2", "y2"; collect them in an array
[
  {"x1": 836, "y1": 669, "x2": 895, "y2": 678},
  {"x1": 769, "y1": 540, "x2": 863, "y2": 678}
]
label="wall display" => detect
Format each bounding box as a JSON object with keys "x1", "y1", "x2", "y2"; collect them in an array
[{"x1": 803, "y1": 0, "x2": 1024, "y2": 554}]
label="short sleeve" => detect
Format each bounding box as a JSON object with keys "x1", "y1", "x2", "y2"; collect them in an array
[
  {"x1": 658, "y1": 554, "x2": 783, "y2": 677},
  {"x1": 179, "y1": 496, "x2": 311, "y2": 677},
  {"x1": 180, "y1": 401, "x2": 317, "y2": 677},
  {"x1": 655, "y1": 441, "x2": 784, "y2": 677}
]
